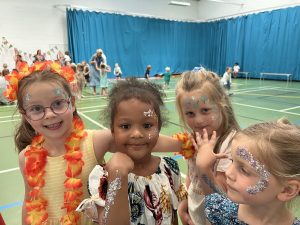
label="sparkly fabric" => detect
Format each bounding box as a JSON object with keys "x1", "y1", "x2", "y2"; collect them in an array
[{"x1": 205, "y1": 193, "x2": 300, "y2": 225}]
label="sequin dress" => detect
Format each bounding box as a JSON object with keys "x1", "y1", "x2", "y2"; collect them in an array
[{"x1": 205, "y1": 193, "x2": 300, "y2": 225}]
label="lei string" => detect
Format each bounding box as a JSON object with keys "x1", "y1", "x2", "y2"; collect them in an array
[
  {"x1": 172, "y1": 132, "x2": 195, "y2": 159},
  {"x1": 25, "y1": 116, "x2": 87, "y2": 225},
  {"x1": 4, "y1": 60, "x2": 75, "y2": 101}
]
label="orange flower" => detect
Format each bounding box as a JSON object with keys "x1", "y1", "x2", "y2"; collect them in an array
[
  {"x1": 64, "y1": 177, "x2": 83, "y2": 189},
  {"x1": 64, "y1": 190, "x2": 83, "y2": 201},
  {"x1": 25, "y1": 118, "x2": 86, "y2": 225},
  {"x1": 5, "y1": 61, "x2": 76, "y2": 101},
  {"x1": 173, "y1": 132, "x2": 195, "y2": 159}
]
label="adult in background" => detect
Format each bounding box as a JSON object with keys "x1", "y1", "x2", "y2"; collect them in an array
[
  {"x1": 33, "y1": 49, "x2": 45, "y2": 63},
  {"x1": 89, "y1": 49, "x2": 107, "y2": 96}
]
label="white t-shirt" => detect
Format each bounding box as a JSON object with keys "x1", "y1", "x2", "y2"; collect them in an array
[{"x1": 233, "y1": 65, "x2": 240, "y2": 73}]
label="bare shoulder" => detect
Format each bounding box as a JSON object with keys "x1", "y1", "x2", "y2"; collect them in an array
[
  {"x1": 18, "y1": 149, "x2": 26, "y2": 175},
  {"x1": 92, "y1": 129, "x2": 113, "y2": 160}
]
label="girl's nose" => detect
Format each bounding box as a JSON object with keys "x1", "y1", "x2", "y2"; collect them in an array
[
  {"x1": 130, "y1": 128, "x2": 143, "y2": 138},
  {"x1": 44, "y1": 107, "x2": 56, "y2": 119},
  {"x1": 225, "y1": 164, "x2": 235, "y2": 181}
]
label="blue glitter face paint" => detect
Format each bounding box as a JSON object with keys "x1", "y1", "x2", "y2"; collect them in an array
[
  {"x1": 183, "y1": 95, "x2": 210, "y2": 109},
  {"x1": 236, "y1": 147, "x2": 270, "y2": 195}
]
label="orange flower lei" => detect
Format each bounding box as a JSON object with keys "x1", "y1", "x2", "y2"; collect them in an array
[
  {"x1": 4, "y1": 60, "x2": 75, "y2": 101},
  {"x1": 173, "y1": 132, "x2": 195, "y2": 159},
  {"x1": 24, "y1": 116, "x2": 87, "y2": 225}
]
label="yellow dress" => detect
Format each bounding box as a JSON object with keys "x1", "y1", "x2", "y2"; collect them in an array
[{"x1": 41, "y1": 130, "x2": 101, "y2": 225}]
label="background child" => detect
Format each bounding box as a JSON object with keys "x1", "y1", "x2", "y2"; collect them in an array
[
  {"x1": 100, "y1": 63, "x2": 110, "y2": 96},
  {"x1": 76, "y1": 63, "x2": 86, "y2": 99},
  {"x1": 163, "y1": 66, "x2": 172, "y2": 89},
  {"x1": 113, "y1": 63, "x2": 122, "y2": 80},
  {"x1": 201, "y1": 119, "x2": 300, "y2": 225},
  {"x1": 233, "y1": 62, "x2": 240, "y2": 78},
  {"x1": 78, "y1": 78, "x2": 187, "y2": 224},
  {"x1": 221, "y1": 66, "x2": 233, "y2": 96},
  {"x1": 144, "y1": 65, "x2": 151, "y2": 80},
  {"x1": 174, "y1": 70, "x2": 240, "y2": 225}
]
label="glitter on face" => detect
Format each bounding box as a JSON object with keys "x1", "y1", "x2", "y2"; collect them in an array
[
  {"x1": 24, "y1": 93, "x2": 31, "y2": 102},
  {"x1": 236, "y1": 147, "x2": 270, "y2": 195},
  {"x1": 183, "y1": 95, "x2": 210, "y2": 109},
  {"x1": 144, "y1": 109, "x2": 155, "y2": 118},
  {"x1": 54, "y1": 88, "x2": 67, "y2": 98}
]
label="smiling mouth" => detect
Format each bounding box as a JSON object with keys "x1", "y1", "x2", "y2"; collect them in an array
[{"x1": 44, "y1": 121, "x2": 63, "y2": 130}]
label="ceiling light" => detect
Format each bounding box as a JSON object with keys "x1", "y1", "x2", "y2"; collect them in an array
[{"x1": 169, "y1": 1, "x2": 191, "y2": 6}]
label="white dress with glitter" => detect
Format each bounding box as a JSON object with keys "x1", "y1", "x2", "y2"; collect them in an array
[{"x1": 77, "y1": 156, "x2": 187, "y2": 225}]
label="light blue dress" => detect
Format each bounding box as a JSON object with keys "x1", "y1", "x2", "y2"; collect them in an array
[{"x1": 100, "y1": 70, "x2": 108, "y2": 88}]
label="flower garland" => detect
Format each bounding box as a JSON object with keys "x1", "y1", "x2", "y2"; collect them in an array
[
  {"x1": 24, "y1": 116, "x2": 87, "y2": 225},
  {"x1": 172, "y1": 132, "x2": 195, "y2": 159},
  {"x1": 4, "y1": 60, "x2": 75, "y2": 101}
]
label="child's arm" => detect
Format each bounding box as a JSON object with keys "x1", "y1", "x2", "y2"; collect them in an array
[
  {"x1": 193, "y1": 129, "x2": 228, "y2": 195},
  {"x1": 178, "y1": 174, "x2": 195, "y2": 225},
  {"x1": 18, "y1": 150, "x2": 29, "y2": 225},
  {"x1": 153, "y1": 134, "x2": 182, "y2": 152},
  {"x1": 101, "y1": 152, "x2": 133, "y2": 225},
  {"x1": 93, "y1": 130, "x2": 182, "y2": 156}
]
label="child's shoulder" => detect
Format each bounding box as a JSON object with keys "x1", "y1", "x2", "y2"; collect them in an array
[
  {"x1": 205, "y1": 193, "x2": 245, "y2": 225},
  {"x1": 161, "y1": 156, "x2": 180, "y2": 175}
]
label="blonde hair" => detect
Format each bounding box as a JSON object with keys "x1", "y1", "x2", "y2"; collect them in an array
[
  {"x1": 236, "y1": 119, "x2": 300, "y2": 181},
  {"x1": 175, "y1": 70, "x2": 240, "y2": 153}
]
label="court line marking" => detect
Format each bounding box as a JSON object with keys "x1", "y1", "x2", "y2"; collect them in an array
[
  {"x1": 280, "y1": 105, "x2": 300, "y2": 111},
  {"x1": 234, "y1": 102, "x2": 300, "y2": 116},
  {"x1": 0, "y1": 167, "x2": 19, "y2": 174}
]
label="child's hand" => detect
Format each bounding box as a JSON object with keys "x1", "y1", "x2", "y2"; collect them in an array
[
  {"x1": 178, "y1": 199, "x2": 195, "y2": 225},
  {"x1": 105, "y1": 152, "x2": 134, "y2": 177},
  {"x1": 192, "y1": 129, "x2": 227, "y2": 171}
]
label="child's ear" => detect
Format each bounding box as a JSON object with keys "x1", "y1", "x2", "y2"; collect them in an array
[{"x1": 277, "y1": 180, "x2": 300, "y2": 202}]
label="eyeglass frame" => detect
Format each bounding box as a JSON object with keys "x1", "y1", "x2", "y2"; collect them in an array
[{"x1": 21, "y1": 97, "x2": 72, "y2": 121}]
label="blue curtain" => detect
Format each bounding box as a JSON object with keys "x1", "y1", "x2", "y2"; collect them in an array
[
  {"x1": 67, "y1": 6, "x2": 300, "y2": 80},
  {"x1": 67, "y1": 9, "x2": 202, "y2": 78}
]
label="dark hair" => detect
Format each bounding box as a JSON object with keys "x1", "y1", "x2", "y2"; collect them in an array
[
  {"x1": 14, "y1": 70, "x2": 79, "y2": 152},
  {"x1": 102, "y1": 77, "x2": 167, "y2": 130}
]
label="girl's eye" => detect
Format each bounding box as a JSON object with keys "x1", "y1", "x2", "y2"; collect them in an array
[
  {"x1": 201, "y1": 108, "x2": 210, "y2": 113},
  {"x1": 28, "y1": 105, "x2": 44, "y2": 113},
  {"x1": 239, "y1": 166, "x2": 250, "y2": 176},
  {"x1": 185, "y1": 112, "x2": 195, "y2": 117},
  {"x1": 144, "y1": 123, "x2": 152, "y2": 129},
  {"x1": 120, "y1": 124, "x2": 130, "y2": 129},
  {"x1": 51, "y1": 99, "x2": 66, "y2": 109}
]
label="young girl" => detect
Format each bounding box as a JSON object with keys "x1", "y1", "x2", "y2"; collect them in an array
[
  {"x1": 144, "y1": 65, "x2": 151, "y2": 80},
  {"x1": 221, "y1": 66, "x2": 233, "y2": 96},
  {"x1": 113, "y1": 63, "x2": 122, "y2": 80},
  {"x1": 99, "y1": 63, "x2": 110, "y2": 96},
  {"x1": 6, "y1": 61, "x2": 182, "y2": 225},
  {"x1": 163, "y1": 66, "x2": 172, "y2": 89},
  {"x1": 78, "y1": 78, "x2": 187, "y2": 224},
  {"x1": 7, "y1": 61, "x2": 133, "y2": 225},
  {"x1": 174, "y1": 70, "x2": 240, "y2": 225},
  {"x1": 198, "y1": 119, "x2": 300, "y2": 225}
]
